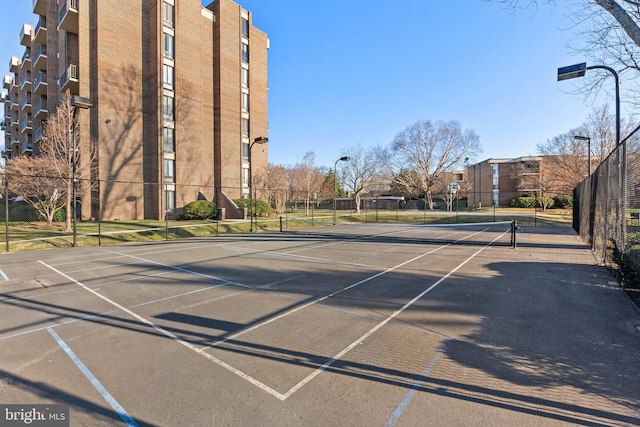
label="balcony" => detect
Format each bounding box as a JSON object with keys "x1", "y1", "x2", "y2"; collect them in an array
[
  {"x1": 59, "y1": 64, "x2": 78, "y2": 94},
  {"x1": 21, "y1": 49, "x2": 31, "y2": 68},
  {"x1": 33, "y1": 0, "x2": 47, "y2": 16},
  {"x1": 34, "y1": 71, "x2": 47, "y2": 95},
  {"x1": 11, "y1": 136, "x2": 20, "y2": 148},
  {"x1": 58, "y1": 0, "x2": 78, "y2": 34},
  {"x1": 9, "y1": 56, "x2": 20, "y2": 73},
  {"x1": 34, "y1": 45, "x2": 47, "y2": 70},
  {"x1": 3, "y1": 75, "x2": 12, "y2": 90},
  {"x1": 34, "y1": 97, "x2": 48, "y2": 121},
  {"x1": 20, "y1": 118, "x2": 33, "y2": 133},
  {"x1": 34, "y1": 17, "x2": 47, "y2": 44},
  {"x1": 20, "y1": 95, "x2": 32, "y2": 112},
  {"x1": 10, "y1": 97, "x2": 19, "y2": 111},
  {"x1": 34, "y1": 126, "x2": 43, "y2": 143},
  {"x1": 20, "y1": 24, "x2": 33, "y2": 46},
  {"x1": 20, "y1": 72, "x2": 31, "y2": 91},
  {"x1": 21, "y1": 138, "x2": 33, "y2": 154}
]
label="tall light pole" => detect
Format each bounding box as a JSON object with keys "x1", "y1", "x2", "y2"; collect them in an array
[
  {"x1": 70, "y1": 96, "x2": 93, "y2": 247},
  {"x1": 559, "y1": 62, "x2": 624, "y2": 249},
  {"x1": 574, "y1": 135, "x2": 591, "y2": 176},
  {"x1": 249, "y1": 136, "x2": 268, "y2": 232},
  {"x1": 333, "y1": 156, "x2": 350, "y2": 225}
]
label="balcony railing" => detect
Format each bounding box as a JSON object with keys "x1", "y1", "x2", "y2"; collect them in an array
[
  {"x1": 20, "y1": 96, "x2": 32, "y2": 111},
  {"x1": 58, "y1": 0, "x2": 79, "y2": 33},
  {"x1": 34, "y1": 126, "x2": 43, "y2": 142},
  {"x1": 21, "y1": 139, "x2": 33, "y2": 154},
  {"x1": 20, "y1": 73, "x2": 32, "y2": 91},
  {"x1": 59, "y1": 64, "x2": 78, "y2": 93},
  {"x1": 34, "y1": 44, "x2": 47, "y2": 69},
  {"x1": 34, "y1": 71, "x2": 47, "y2": 94},
  {"x1": 20, "y1": 118, "x2": 33, "y2": 133},
  {"x1": 34, "y1": 97, "x2": 48, "y2": 119}
]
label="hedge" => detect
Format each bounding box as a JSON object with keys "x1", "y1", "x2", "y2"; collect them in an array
[{"x1": 183, "y1": 200, "x2": 217, "y2": 220}]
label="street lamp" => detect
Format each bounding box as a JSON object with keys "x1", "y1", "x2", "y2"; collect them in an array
[
  {"x1": 574, "y1": 135, "x2": 592, "y2": 176},
  {"x1": 333, "y1": 156, "x2": 350, "y2": 225},
  {"x1": 558, "y1": 62, "x2": 620, "y2": 145},
  {"x1": 70, "y1": 95, "x2": 93, "y2": 247},
  {"x1": 249, "y1": 136, "x2": 268, "y2": 232}
]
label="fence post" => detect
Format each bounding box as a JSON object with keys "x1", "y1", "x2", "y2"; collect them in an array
[
  {"x1": 280, "y1": 216, "x2": 283, "y2": 233},
  {"x1": 5, "y1": 177, "x2": 9, "y2": 252}
]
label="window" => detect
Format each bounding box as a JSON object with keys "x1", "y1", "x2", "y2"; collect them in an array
[
  {"x1": 242, "y1": 43, "x2": 249, "y2": 63},
  {"x1": 163, "y1": 127, "x2": 175, "y2": 152},
  {"x1": 242, "y1": 141, "x2": 249, "y2": 160},
  {"x1": 242, "y1": 92, "x2": 249, "y2": 113},
  {"x1": 163, "y1": 33, "x2": 174, "y2": 59},
  {"x1": 242, "y1": 18, "x2": 249, "y2": 38},
  {"x1": 242, "y1": 67, "x2": 249, "y2": 88},
  {"x1": 163, "y1": 64, "x2": 174, "y2": 89},
  {"x1": 242, "y1": 117, "x2": 249, "y2": 138},
  {"x1": 165, "y1": 190, "x2": 175, "y2": 211},
  {"x1": 163, "y1": 2, "x2": 175, "y2": 28},
  {"x1": 164, "y1": 159, "x2": 175, "y2": 183},
  {"x1": 242, "y1": 167, "x2": 249, "y2": 185},
  {"x1": 163, "y1": 95, "x2": 174, "y2": 121}
]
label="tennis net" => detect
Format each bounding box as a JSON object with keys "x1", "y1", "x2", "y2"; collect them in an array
[{"x1": 280, "y1": 219, "x2": 517, "y2": 248}]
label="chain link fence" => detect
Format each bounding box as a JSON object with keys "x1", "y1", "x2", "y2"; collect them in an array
[
  {"x1": 574, "y1": 124, "x2": 640, "y2": 300},
  {"x1": 0, "y1": 171, "x2": 563, "y2": 253}
]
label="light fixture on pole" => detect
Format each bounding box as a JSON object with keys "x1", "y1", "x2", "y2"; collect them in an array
[
  {"x1": 574, "y1": 135, "x2": 592, "y2": 176},
  {"x1": 333, "y1": 156, "x2": 350, "y2": 225},
  {"x1": 249, "y1": 136, "x2": 268, "y2": 232},
  {"x1": 70, "y1": 95, "x2": 93, "y2": 247},
  {"x1": 558, "y1": 62, "x2": 620, "y2": 146}
]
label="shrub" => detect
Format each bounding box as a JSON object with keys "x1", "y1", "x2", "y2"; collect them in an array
[
  {"x1": 183, "y1": 200, "x2": 217, "y2": 220},
  {"x1": 233, "y1": 199, "x2": 273, "y2": 217},
  {"x1": 10, "y1": 205, "x2": 38, "y2": 222},
  {"x1": 34, "y1": 202, "x2": 67, "y2": 222},
  {"x1": 510, "y1": 197, "x2": 536, "y2": 208},
  {"x1": 553, "y1": 194, "x2": 573, "y2": 208},
  {"x1": 510, "y1": 196, "x2": 554, "y2": 209}
]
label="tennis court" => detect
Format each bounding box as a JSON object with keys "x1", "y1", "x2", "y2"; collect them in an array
[{"x1": 0, "y1": 222, "x2": 639, "y2": 426}]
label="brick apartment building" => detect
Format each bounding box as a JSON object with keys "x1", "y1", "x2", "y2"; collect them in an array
[
  {"x1": 1, "y1": 0, "x2": 268, "y2": 220},
  {"x1": 467, "y1": 157, "x2": 544, "y2": 207}
]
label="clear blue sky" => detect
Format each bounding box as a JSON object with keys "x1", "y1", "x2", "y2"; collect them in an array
[{"x1": 1, "y1": 1, "x2": 612, "y2": 169}]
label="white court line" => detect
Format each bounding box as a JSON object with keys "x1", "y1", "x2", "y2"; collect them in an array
[
  {"x1": 0, "y1": 268, "x2": 8, "y2": 281},
  {"x1": 47, "y1": 327, "x2": 140, "y2": 427},
  {"x1": 384, "y1": 340, "x2": 449, "y2": 426},
  {"x1": 39, "y1": 260, "x2": 289, "y2": 401},
  {"x1": 278, "y1": 232, "x2": 506, "y2": 400},
  {"x1": 37, "y1": 227, "x2": 505, "y2": 401}
]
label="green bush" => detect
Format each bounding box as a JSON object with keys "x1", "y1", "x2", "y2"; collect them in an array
[
  {"x1": 183, "y1": 200, "x2": 217, "y2": 220},
  {"x1": 233, "y1": 198, "x2": 273, "y2": 217},
  {"x1": 510, "y1": 197, "x2": 536, "y2": 208},
  {"x1": 34, "y1": 202, "x2": 67, "y2": 222},
  {"x1": 10, "y1": 205, "x2": 38, "y2": 222},
  {"x1": 509, "y1": 197, "x2": 555, "y2": 209},
  {"x1": 553, "y1": 194, "x2": 573, "y2": 208}
]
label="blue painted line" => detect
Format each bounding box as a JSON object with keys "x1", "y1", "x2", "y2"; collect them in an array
[
  {"x1": 383, "y1": 340, "x2": 449, "y2": 427},
  {"x1": 47, "y1": 327, "x2": 140, "y2": 427}
]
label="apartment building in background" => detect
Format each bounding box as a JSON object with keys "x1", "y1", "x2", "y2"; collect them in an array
[
  {"x1": 467, "y1": 157, "x2": 544, "y2": 207},
  {"x1": 1, "y1": 0, "x2": 268, "y2": 220}
]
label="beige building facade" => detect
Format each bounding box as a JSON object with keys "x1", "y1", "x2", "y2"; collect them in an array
[{"x1": 2, "y1": 0, "x2": 268, "y2": 220}]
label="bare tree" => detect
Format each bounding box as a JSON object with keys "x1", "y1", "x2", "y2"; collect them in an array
[
  {"x1": 254, "y1": 163, "x2": 289, "y2": 213},
  {"x1": 537, "y1": 104, "x2": 635, "y2": 189},
  {"x1": 39, "y1": 92, "x2": 94, "y2": 231},
  {"x1": 489, "y1": 0, "x2": 640, "y2": 107},
  {"x1": 340, "y1": 145, "x2": 383, "y2": 214},
  {"x1": 4, "y1": 156, "x2": 66, "y2": 225},
  {"x1": 387, "y1": 120, "x2": 481, "y2": 210},
  {"x1": 288, "y1": 152, "x2": 326, "y2": 215}
]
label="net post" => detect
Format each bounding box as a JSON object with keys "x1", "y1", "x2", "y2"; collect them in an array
[
  {"x1": 280, "y1": 216, "x2": 283, "y2": 233},
  {"x1": 511, "y1": 220, "x2": 517, "y2": 249}
]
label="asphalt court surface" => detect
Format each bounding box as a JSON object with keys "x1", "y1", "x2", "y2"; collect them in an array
[{"x1": 0, "y1": 223, "x2": 639, "y2": 426}]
